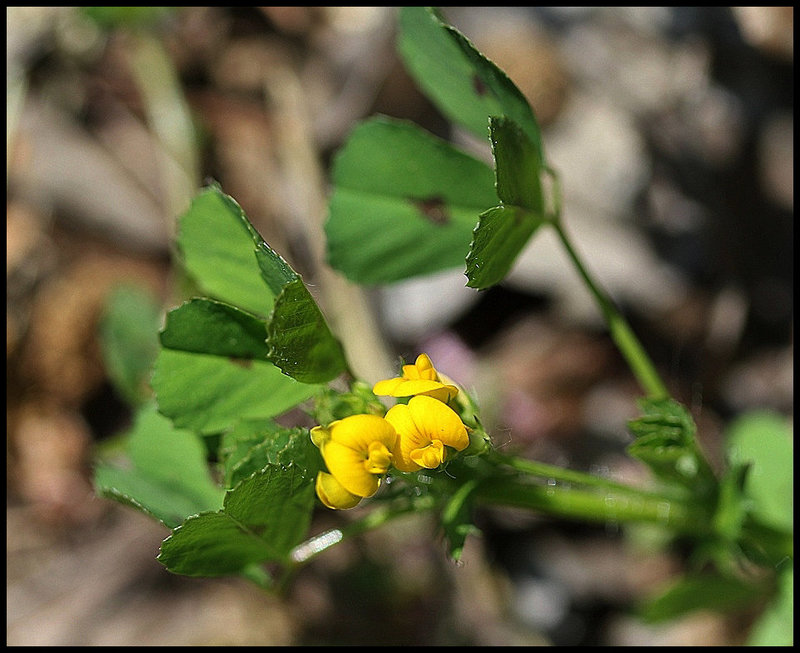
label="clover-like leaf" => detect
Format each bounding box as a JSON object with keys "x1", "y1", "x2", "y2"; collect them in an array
[
  {"x1": 325, "y1": 117, "x2": 496, "y2": 285},
  {"x1": 178, "y1": 185, "x2": 275, "y2": 317},
  {"x1": 160, "y1": 298, "x2": 270, "y2": 360},
  {"x1": 152, "y1": 349, "x2": 319, "y2": 435},
  {"x1": 93, "y1": 402, "x2": 225, "y2": 528},
  {"x1": 465, "y1": 116, "x2": 555, "y2": 290},
  {"x1": 158, "y1": 463, "x2": 315, "y2": 577},
  {"x1": 398, "y1": 7, "x2": 543, "y2": 155},
  {"x1": 178, "y1": 185, "x2": 348, "y2": 383}
]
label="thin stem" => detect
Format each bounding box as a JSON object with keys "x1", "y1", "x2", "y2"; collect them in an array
[
  {"x1": 490, "y1": 450, "x2": 676, "y2": 501},
  {"x1": 551, "y1": 220, "x2": 670, "y2": 400},
  {"x1": 475, "y1": 476, "x2": 709, "y2": 535}
]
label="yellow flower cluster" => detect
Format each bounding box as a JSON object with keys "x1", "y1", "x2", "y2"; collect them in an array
[{"x1": 311, "y1": 354, "x2": 470, "y2": 509}]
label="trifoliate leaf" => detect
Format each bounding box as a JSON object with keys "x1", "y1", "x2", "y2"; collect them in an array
[
  {"x1": 177, "y1": 185, "x2": 275, "y2": 317},
  {"x1": 157, "y1": 464, "x2": 315, "y2": 577},
  {"x1": 177, "y1": 185, "x2": 348, "y2": 383},
  {"x1": 93, "y1": 402, "x2": 225, "y2": 528},
  {"x1": 160, "y1": 298, "x2": 270, "y2": 360},
  {"x1": 398, "y1": 7, "x2": 543, "y2": 155},
  {"x1": 325, "y1": 117, "x2": 496, "y2": 284},
  {"x1": 152, "y1": 349, "x2": 319, "y2": 435}
]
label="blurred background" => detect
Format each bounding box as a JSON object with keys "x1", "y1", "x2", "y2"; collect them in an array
[{"x1": 6, "y1": 6, "x2": 793, "y2": 646}]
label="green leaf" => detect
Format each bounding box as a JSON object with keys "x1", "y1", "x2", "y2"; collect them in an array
[
  {"x1": 490, "y1": 115, "x2": 545, "y2": 212},
  {"x1": 93, "y1": 403, "x2": 225, "y2": 528},
  {"x1": 99, "y1": 283, "x2": 162, "y2": 406},
  {"x1": 398, "y1": 7, "x2": 543, "y2": 156},
  {"x1": 325, "y1": 117, "x2": 496, "y2": 284},
  {"x1": 252, "y1": 239, "x2": 296, "y2": 295},
  {"x1": 725, "y1": 411, "x2": 793, "y2": 533},
  {"x1": 465, "y1": 117, "x2": 553, "y2": 290},
  {"x1": 256, "y1": 242, "x2": 348, "y2": 383},
  {"x1": 157, "y1": 511, "x2": 273, "y2": 577},
  {"x1": 152, "y1": 348, "x2": 320, "y2": 434},
  {"x1": 441, "y1": 479, "x2": 480, "y2": 562},
  {"x1": 223, "y1": 464, "x2": 313, "y2": 550},
  {"x1": 638, "y1": 572, "x2": 769, "y2": 623},
  {"x1": 177, "y1": 185, "x2": 276, "y2": 317},
  {"x1": 157, "y1": 464, "x2": 314, "y2": 577},
  {"x1": 220, "y1": 421, "x2": 323, "y2": 489},
  {"x1": 627, "y1": 398, "x2": 716, "y2": 494},
  {"x1": 164, "y1": 184, "x2": 348, "y2": 399},
  {"x1": 160, "y1": 298, "x2": 270, "y2": 360},
  {"x1": 464, "y1": 205, "x2": 543, "y2": 290},
  {"x1": 747, "y1": 563, "x2": 793, "y2": 645},
  {"x1": 219, "y1": 418, "x2": 280, "y2": 481},
  {"x1": 712, "y1": 463, "x2": 750, "y2": 542}
]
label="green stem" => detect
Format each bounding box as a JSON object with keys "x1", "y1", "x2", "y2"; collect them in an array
[
  {"x1": 475, "y1": 476, "x2": 709, "y2": 535},
  {"x1": 490, "y1": 450, "x2": 673, "y2": 500},
  {"x1": 551, "y1": 220, "x2": 670, "y2": 400}
]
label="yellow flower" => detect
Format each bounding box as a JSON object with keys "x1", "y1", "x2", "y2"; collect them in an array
[
  {"x1": 372, "y1": 353, "x2": 458, "y2": 403},
  {"x1": 315, "y1": 472, "x2": 363, "y2": 510},
  {"x1": 310, "y1": 414, "x2": 398, "y2": 508},
  {"x1": 384, "y1": 395, "x2": 469, "y2": 472}
]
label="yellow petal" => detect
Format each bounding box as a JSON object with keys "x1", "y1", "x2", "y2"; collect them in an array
[
  {"x1": 419, "y1": 383, "x2": 459, "y2": 403},
  {"x1": 401, "y1": 363, "x2": 421, "y2": 379},
  {"x1": 410, "y1": 440, "x2": 446, "y2": 468},
  {"x1": 322, "y1": 440, "x2": 381, "y2": 497},
  {"x1": 407, "y1": 395, "x2": 469, "y2": 451},
  {"x1": 364, "y1": 441, "x2": 393, "y2": 474},
  {"x1": 384, "y1": 403, "x2": 423, "y2": 471},
  {"x1": 327, "y1": 413, "x2": 398, "y2": 452},
  {"x1": 373, "y1": 378, "x2": 458, "y2": 402},
  {"x1": 412, "y1": 353, "x2": 438, "y2": 380},
  {"x1": 385, "y1": 396, "x2": 469, "y2": 471},
  {"x1": 374, "y1": 353, "x2": 458, "y2": 402},
  {"x1": 372, "y1": 377, "x2": 405, "y2": 396},
  {"x1": 310, "y1": 424, "x2": 332, "y2": 448},
  {"x1": 315, "y1": 472, "x2": 362, "y2": 510}
]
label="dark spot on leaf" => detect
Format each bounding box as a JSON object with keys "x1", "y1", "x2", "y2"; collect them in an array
[
  {"x1": 472, "y1": 74, "x2": 488, "y2": 97},
  {"x1": 413, "y1": 196, "x2": 450, "y2": 225},
  {"x1": 229, "y1": 357, "x2": 253, "y2": 369}
]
